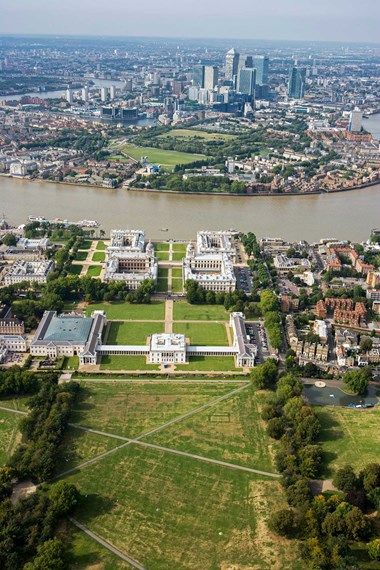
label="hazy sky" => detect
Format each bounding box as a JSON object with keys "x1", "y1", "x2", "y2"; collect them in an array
[{"x1": 2, "y1": 0, "x2": 379, "y2": 43}]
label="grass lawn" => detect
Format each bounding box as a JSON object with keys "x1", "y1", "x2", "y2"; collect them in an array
[
  {"x1": 96, "y1": 241, "x2": 106, "y2": 250},
  {"x1": 0, "y1": 395, "x2": 30, "y2": 411},
  {"x1": 107, "y1": 321, "x2": 164, "y2": 345},
  {"x1": 60, "y1": 521, "x2": 132, "y2": 570},
  {"x1": 121, "y1": 144, "x2": 205, "y2": 169},
  {"x1": 0, "y1": 410, "x2": 21, "y2": 466},
  {"x1": 176, "y1": 355, "x2": 238, "y2": 371},
  {"x1": 156, "y1": 251, "x2": 170, "y2": 261},
  {"x1": 56, "y1": 427, "x2": 120, "y2": 475},
  {"x1": 65, "y1": 445, "x2": 301, "y2": 570},
  {"x1": 173, "y1": 301, "x2": 228, "y2": 321},
  {"x1": 85, "y1": 301, "x2": 165, "y2": 320},
  {"x1": 86, "y1": 265, "x2": 102, "y2": 277},
  {"x1": 70, "y1": 382, "x2": 235, "y2": 439},
  {"x1": 74, "y1": 251, "x2": 88, "y2": 262},
  {"x1": 63, "y1": 356, "x2": 79, "y2": 370},
  {"x1": 158, "y1": 268, "x2": 169, "y2": 278},
  {"x1": 316, "y1": 407, "x2": 380, "y2": 477},
  {"x1": 171, "y1": 279, "x2": 183, "y2": 293},
  {"x1": 172, "y1": 252, "x2": 185, "y2": 261},
  {"x1": 172, "y1": 268, "x2": 182, "y2": 278},
  {"x1": 78, "y1": 240, "x2": 92, "y2": 250},
  {"x1": 157, "y1": 278, "x2": 169, "y2": 293},
  {"x1": 68, "y1": 264, "x2": 83, "y2": 275},
  {"x1": 172, "y1": 243, "x2": 188, "y2": 252},
  {"x1": 155, "y1": 243, "x2": 170, "y2": 251},
  {"x1": 159, "y1": 128, "x2": 236, "y2": 141},
  {"x1": 100, "y1": 355, "x2": 159, "y2": 371},
  {"x1": 173, "y1": 322, "x2": 228, "y2": 345},
  {"x1": 92, "y1": 251, "x2": 105, "y2": 262},
  {"x1": 146, "y1": 386, "x2": 275, "y2": 472}
]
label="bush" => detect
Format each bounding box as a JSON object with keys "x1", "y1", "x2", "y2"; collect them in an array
[
  {"x1": 268, "y1": 508, "x2": 296, "y2": 537},
  {"x1": 267, "y1": 417, "x2": 286, "y2": 440},
  {"x1": 368, "y1": 539, "x2": 380, "y2": 561},
  {"x1": 333, "y1": 466, "x2": 358, "y2": 493}
]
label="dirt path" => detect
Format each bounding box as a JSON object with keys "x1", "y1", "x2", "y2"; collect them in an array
[{"x1": 165, "y1": 299, "x2": 173, "y2": 333}]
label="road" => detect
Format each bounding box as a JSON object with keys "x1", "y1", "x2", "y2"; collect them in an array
[{"x1": 68, "y1": 517, "x2": 147, "y2": 570}]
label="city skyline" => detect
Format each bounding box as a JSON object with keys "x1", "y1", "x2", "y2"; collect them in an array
[{"x1": 2, "y1": 0, "x2": 380, "y2": 44}]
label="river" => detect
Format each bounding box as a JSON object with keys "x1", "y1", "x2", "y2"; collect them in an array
[
  {"x1": 0, "y1": 79, "x2": 127, "y2": 101},
  {"x1": 1, "y1": 176, "x2": 379, "y2": 242}
]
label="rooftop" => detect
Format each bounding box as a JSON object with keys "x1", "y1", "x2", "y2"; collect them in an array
[{"x1": 44, "y1": 315, "x2": 93, "y2": 343}]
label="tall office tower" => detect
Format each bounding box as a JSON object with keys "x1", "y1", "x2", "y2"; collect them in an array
[
  {"x1": 244, "y1": 55, "x2": 254, "y2": 69},
  {"x1": 101, "y1": 87, "x2": 108, "y2": 102},
  {"x1": 253, "y1": 56, "x2": 269, "y2": 85},
  {"x1": 237, "y1": 68, "x2": 256, "y2": 96},
  {"x1": 124, "y1": 79, "x2": 133, "y2": 92},
  {"x1": 348, "y1": 107, "x2": 363, "y2": 132},
  {"x1": 192, "y1": 64, "x2": 205, "y2": 87},
  {"x1": 110, "y1": 85, "x2": 116, "y2": 100},
  {"x1": 66, "y1": 88, "x2": 73, "y2": 103},
  {"x1": 225, "y1": 48, "x2": 239, "y2": 81},
  {"x1": 288, "y1": 67, "x2": 306, "y2": 99},
  {"x1": 188, "y1": 86, "x2": 200, "y2": 101},
  {"x1": 204, "y1": 66, "x2": 219, "y2": 90},
  {"x1": 82, "y1": 86, "x2": 89, "y2": 102}
]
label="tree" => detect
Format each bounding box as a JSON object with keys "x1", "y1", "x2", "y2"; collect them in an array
[
  {"x1": 250, "y1": 359, "x2": 278, "y2": 390},
  {"x1": 360, "y1": 463, "x2": 380, "y2": 494},
  {"x1": 49, "y1": 481, "x2": 79, "y2": 514},
  {"x1": 23, "y1": 539, "x2": 66, "y2": 570},
  {"x1": 286, "y1": 479, "x2": 313, "y2": 509},
  {"x1": 2, "y1": 233, "x2": 17, "y2": 246},
  {"x1": 268, "y1": 509, "x2": 296, "y2": 537},
  {"x1": 333, "y1": 466, "x2": 358, "y2": 494},
  {"x1": 368, "y1": 539, "x2": 380, "y2": 561},
  {"x1": 267, "y1": 417, "x2": 286, "y2": 440},
  {"x1": 359, "y1": 337, "x2": 373, "y2": 353},
  {"x1": 344, "y1": 506, "x2": 371, "y2": 541},
  {"x1": 342, "y1": 370, "x2": 368, "y2": 395},
  {"x1": 260, "y1": 290, "x2": 279, "y2": 314}
]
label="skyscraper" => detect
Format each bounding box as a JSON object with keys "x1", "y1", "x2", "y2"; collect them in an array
[
  {"x1": 237, "y1": 68, "x2": 256, "y2": 96},
  {"x1": 66, "y1": 88, "x2": 73, "y2": 103},
  {"x1": 253, "y1": 56, "x2": 269, "y2": 85},
  {"x1": 192, "y1": 64, "x2": 205, "y2": 88},
  {"x1": 101, "y1": 87, "x2": 108, "y2": 102},
  {"x1": 225, "y1": 48, "x2": 239, "y2": 81},
  {"x1": 288, "y1": 67, "x2": 306, "y2": 99},
  {"x1": 204, "y1": 66, "x2": 219, "y2": 90},
  {"x1": 82, "y1": 86, "x2": 89, "y2": 102}
]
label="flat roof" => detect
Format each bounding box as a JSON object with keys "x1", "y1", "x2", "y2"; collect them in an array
[{"x1": 43, "y1": 315, "x2": 93, "y2": 343}]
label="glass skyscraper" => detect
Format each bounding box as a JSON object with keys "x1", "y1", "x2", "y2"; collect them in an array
[
  {"x1": 288, "y1": 67, "x2": 306, "y2": 99},
  {"x1": 253, "y1": 56, "x2": 269, "y2": 86}
]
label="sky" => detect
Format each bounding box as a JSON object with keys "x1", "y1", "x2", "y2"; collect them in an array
[{"x1": 1, "y1": 0, "x2": 379, "y2": 43}]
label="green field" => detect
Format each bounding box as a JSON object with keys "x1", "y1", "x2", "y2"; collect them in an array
[
  {"x1": 157, "y1": 278, "x2": 169, "y2": 293},
  {"x1": 65, "y1": 445, "x2": 301, "y2": 570},
  {"x1": 172, "y1": 252, "x2": 185, "y2": 261},
  {"x1": 86, "y1": 265, "x2": 102, "y2": 277},
  {"x1": 107, "y1": 321, "x2": 164, "y2": 345},
  {"x1": 173, "y1": 322, "x2": 228, "y2": 345},
  {"x1": 176, "y1": 355, "x2": 238, "y2": 371},
  {"x1": 316, "y1": 407, "x2": 380, "y2": 477},
  {"x1": 68, "y1": 264, "x2": 83, "y2": 275},
  {"x1": 172, "y1": 268, "x2": 183, "y2": 278},
  {"x1": 0, "y1": 410, "x2": 21, "y2": 466},
  {"x1": 159, "y1": 128, "x2": 236, "y2": 141},
  {"x1": 156, "y1": 250, "x2": 170, "y2": 261},
  {"x1": 158, "y1": 268, "x2": 169, "y2": 278},
  {"x1": 70, "y1": 382, "x2": 235, "y2": 439},
  {"x1": 0, "y1": 395, "x2": 30, "y2": 411},
  {"x1": 171, "y1": 279, "x2": 183, "y2": 293},
  {"x1": 78, "y1": 240, "x2": 92, "y2": 250},
  {"x1": 100, "y1": 355, "x2": 159, "y2": 371},
  {"x1": 172, "y1": 244, "x2": 187, "y2": 253},
  {"x1": 155, "y1": 243, "x2": 170, "y2": 251},
  {"x1": 74, "y1": 251, "x2": 88, "y2": 262},
  {"x1": 96, "y1": 241, "x2": 106, "y2": 250},
  {"x1": 146, "y1": 386, "x2": 275, "y2": 471},
  {"x1": 121, "y1": 144, "x2": 205, "y2": 169},
  {"x1": 85, "y1": 301, "x2": 165, "y2": 320},
  {"x1": 63, "y1": 356, "x2": 79, "y2": 370},
  {"x1": 92, "y1": 251, "x2": 105, "y2": 262},
  {"x1": 173, "y1": 301, "x2": 229, "y2": 321}
]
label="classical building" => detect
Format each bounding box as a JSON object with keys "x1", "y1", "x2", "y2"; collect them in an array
[
  {"x1": 196, "y1": 230, "x2": 238, "y2": 261},
  {"x1": 0, "y1": 335, "x2": 27, "y2": 352},
  {"x1": 104, "y1": 229, "x2": 158, "y2": 289},
  {"x1": 183, "y1": 243, "x2": 236, "y2": 292},
  {"x1": 4, "y1": 259, "x2": 55, "y2": 285},
  {"x1": 149, "y1": 333, "x2": 187, "y2": 364},
  {"x1": 273, "y1": 255, "x2": 311, "y2": 273},
  {"x1": 30, "y1": 310, "x2": 106, "y2": 365}
]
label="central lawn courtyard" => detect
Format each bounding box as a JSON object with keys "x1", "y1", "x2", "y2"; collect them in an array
[
  {"x1": 92, "y1": 251, "x2": 105, "y2": 262},
  {"x1": 316, "y1": 406, "x2": 380, "y2": 477},
  {"x1": 70, "y1": 382, "x2": 236, "y2": 439},
  {"x1": 86, "y1": 265, "x2": 102, "y2": 277},
  {"x1": 96, "y1": 241, "x2": 106, "y2": 250},
  {"x1": 121, "y1": 144, "x2": 206, "y2": 169},
  {"x1": 74, "y1": 251, "x2": 88, "y2": 262},
  {"x1": 107, "y1": 321, "x2": 164, "y2": 345},
  {"x1": 85, "y1": 300, "x2": 165, "y2": 320},
  {"x1": 175, "y1": 355, "x2": 238, "y2": 371},
  {"x1": 100, "y1": 355, "x2": 159, "y2": 371},
  {"x1": 173, "y1": 322, "x2": 228, "y2": 345},
  {"x1": 65, "y1": 445, "x2": 302, "y2": 570},
  {"x1": 173, "y1": 301, "x2": 229, "y2": 321}
]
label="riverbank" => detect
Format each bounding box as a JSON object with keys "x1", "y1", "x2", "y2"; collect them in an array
[{"x1": 3, "y1": 173, "x2": 380, "y2": 199}]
